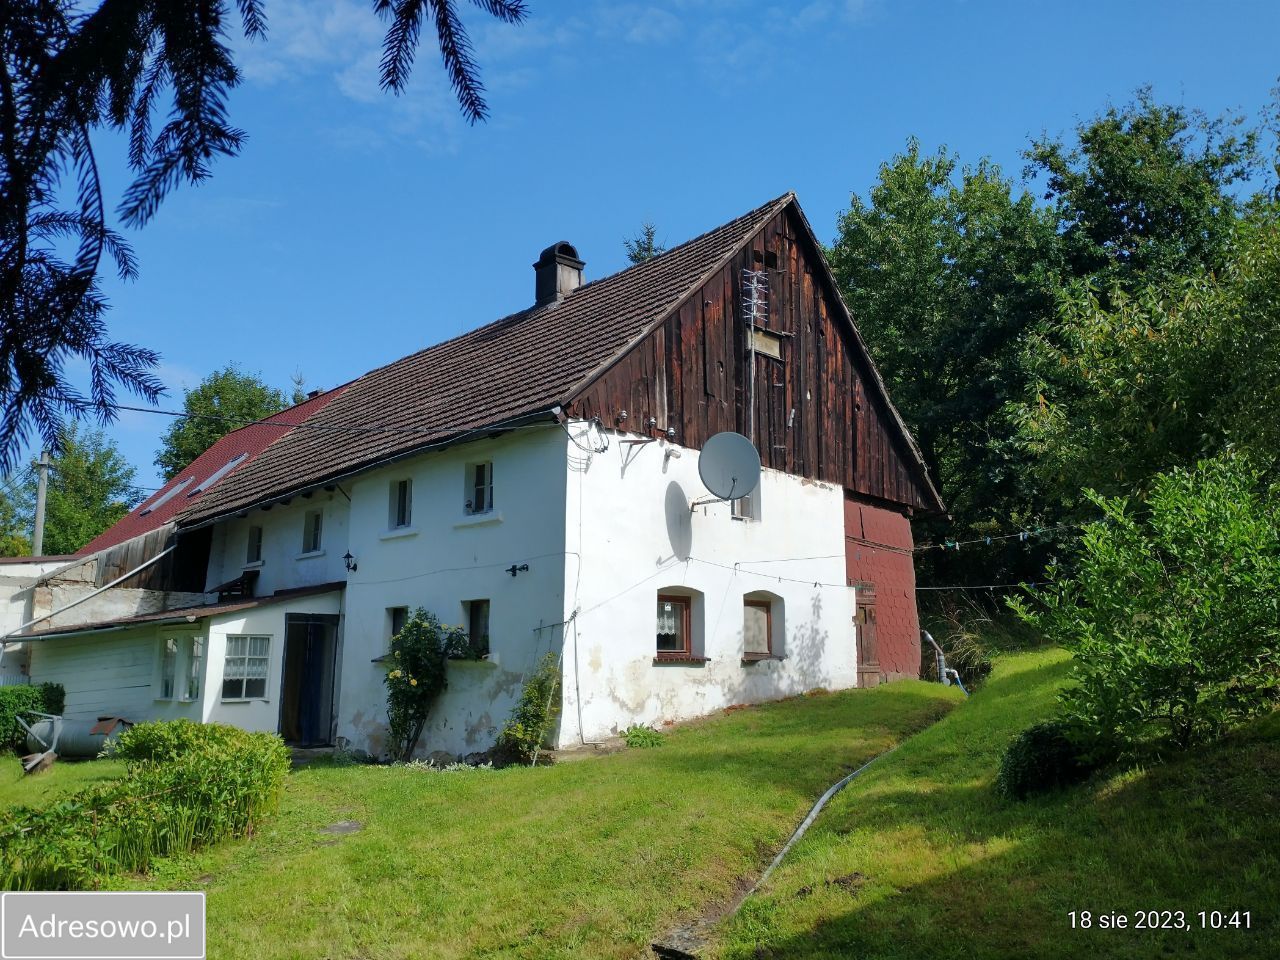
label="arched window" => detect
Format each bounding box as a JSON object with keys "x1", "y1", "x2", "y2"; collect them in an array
[
  {"x1": 743, "y1": 591, "x2": 784, "y2": 661},
  {"x1": 655, "y1": 587, "x2": 706, "y2": 662}
]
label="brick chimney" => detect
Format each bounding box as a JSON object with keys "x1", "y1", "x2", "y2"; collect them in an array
[{"x1": 533, "y1": 242, "x2": 585, "y2": 306}]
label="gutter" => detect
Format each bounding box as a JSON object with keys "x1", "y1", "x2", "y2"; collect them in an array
[{"x1": 177, "y1": 408, "x2": 562, "y2": 532}]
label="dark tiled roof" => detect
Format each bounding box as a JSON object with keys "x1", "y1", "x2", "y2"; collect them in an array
[
  {"x1": 18, "y1": 582, "x2": 346, "y2": 640},
  {"x1": 180, "y1": 193, "x2": 796, "y2": 525},
  {"x1": 77, "y1": 387, "x2": 346, "y2": 555}
]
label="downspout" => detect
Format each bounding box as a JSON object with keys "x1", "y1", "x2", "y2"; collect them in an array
[{"x1": 0, "y1": 546, "x2": 179, "y2": 671}]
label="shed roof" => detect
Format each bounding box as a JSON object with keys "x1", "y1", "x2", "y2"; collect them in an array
[{"x1": 16, "y1": 582, "x2": 346, "y2": 641}]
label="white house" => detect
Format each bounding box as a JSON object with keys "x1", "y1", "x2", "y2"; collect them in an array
[{"x1": 2, "y1": 193, "x2": 943, "y2": 758}]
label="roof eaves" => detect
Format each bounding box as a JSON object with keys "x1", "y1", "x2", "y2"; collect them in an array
[{"x1": 176, "y1": 407, "x2": 561, "y2": 530}]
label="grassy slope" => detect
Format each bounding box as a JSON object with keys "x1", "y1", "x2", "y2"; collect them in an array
[
  {"x1": 131, "y1": 680, "x2": 959, "y2": 959},
  {"x1": 0, "y1": 757, "x2": 126, "y2": 807},
  {"x1": 712, "y1": 648, "x2": 1279, "y2": 960}
]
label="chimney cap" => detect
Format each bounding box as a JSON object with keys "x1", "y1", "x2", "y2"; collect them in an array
[{"x1": 533, "y1": 241, "x2": 584, "y2": 270}]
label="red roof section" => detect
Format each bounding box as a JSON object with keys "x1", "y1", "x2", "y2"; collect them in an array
[{"x1": 76, "y1": 387, "x2": 346, "y2": 556}]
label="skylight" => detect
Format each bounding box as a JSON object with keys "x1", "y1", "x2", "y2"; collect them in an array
[
  {"x1": 140, "y1": 477, "x2": 194, "y2": 516},
  {"x1": 191, "y1": 453, "x2": 248, "y2": 495}
]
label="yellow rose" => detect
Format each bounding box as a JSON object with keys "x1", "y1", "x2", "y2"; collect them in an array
[
  {"x1": 389, "y1": 669, "x2": 401, "y2": 679},
  {"x1": 410, "y1": 678, "x2": 418, "y2": 687}
]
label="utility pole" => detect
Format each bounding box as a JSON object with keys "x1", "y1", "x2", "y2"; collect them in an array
[{"x1": 32, "y1": 450, "x2": 49, "y2": 556}]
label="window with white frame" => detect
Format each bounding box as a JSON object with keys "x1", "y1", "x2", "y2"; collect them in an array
[
  {"x1": 302, "y1": 509, "x2": 323, "y2": 553},
  {"x1": 390, "y1": 478, "x2": 413, "y2": 528},
  {"x1": 731, "y1": 489, "x2": 760, "y2": 521},
  {"x1": 157, "y1": 635, "x2": 203, "y2": 701},
  {"x1": 187, "y1": 637, "x2": 204, "y2": 700},
  {"x1": 465, "y1": 462, "x2": 493, "y2": 514},
  {"x1": 159, "y1": 637, "x2": 178, "y2": 699},
  {"x1": 246, "y1": 524, "x2": 263, "y2": 564},
  {"x1": 222, "y1": 635, "x2": 270, "y2": 700}
]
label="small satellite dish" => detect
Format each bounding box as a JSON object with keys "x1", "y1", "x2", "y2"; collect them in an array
[{"x1": 698, "y1": 432, "x2": 761, "y2": 501}]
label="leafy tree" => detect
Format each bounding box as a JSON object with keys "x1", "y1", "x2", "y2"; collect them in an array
[
  {"x1": 1012, "y1": 208, "x2": 1280, "y2": 507},
  {"x1": 0, "y1": 470, "x2": 33, "y2": 556},
  {"x1": 624, "y1": 221, "x2": 666, "y2": 264},
  {"x1": 830, "y1": 140, "x2": 1062, "y2": 580},
  {"x1": 1025, "y1": 88, "x2": 1259, "y2": 295},
  {"x1": 22, "y1": 423, "x2": 141, "y2": 555},
  {"x1": 1, "y1": 0, "x2": 527, "y2": 472},
  {"x1": 154, "y1": 366, "x2": 289, "y2": 480},
  {"x1": 1010, "y1": 456, "x2": 1280, "y2": 756}
]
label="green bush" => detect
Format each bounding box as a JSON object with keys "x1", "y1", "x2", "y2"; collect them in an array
[
  {"x1": 0, "y1": 720, "x2": 290, "y2": 889},
  {"x1": 621, "y1": 725, "x2": 664, "y2": 748},
  {"x1": 0, "y1": 686, "x2": 44, "y2": 752},
  {"x1": 38, "y1": 682, "x2": 65, "y2": 717},
  {"x1": 384, "y1": 608, "x2": 474, "y2": 762},
  {"x1": 497, "y1": 652, "x2": 561, "y2": 763},
  {"x1": 1010, "y1": 456, "x2": 1280, "y2": 757},
  {"x1": 995, "y1": 719, "x2": 1092, "y2": 800}
]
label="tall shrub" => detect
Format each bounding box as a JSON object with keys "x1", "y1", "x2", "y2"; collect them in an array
[
  {"x1": 497, "y1": 652, "x2": 561, "y2": 763},
  {"x1": 384, "y1": 609, "x2": 472, "y2": 761},
  {"x1": 1010, "y1": 456, "x2": 1280, "y2": 757}
]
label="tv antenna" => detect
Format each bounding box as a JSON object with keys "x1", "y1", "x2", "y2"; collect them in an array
[{"x1": 691, "y1": 432, "x2": 761, "y2": 511}]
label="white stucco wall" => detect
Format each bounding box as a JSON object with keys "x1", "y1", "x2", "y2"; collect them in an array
[
  {"x1": 204, "y1": 492, "x2": 350, "y2": 596},
  {"x1": 558, "y1": 424, "x2": 857, "y2": 747},
  {"x1": 333, "y1": 426, "x2": 569, "y2": 758},
  {"x1": 203, "y1": 591, "x2": 343, "y2": 732}
]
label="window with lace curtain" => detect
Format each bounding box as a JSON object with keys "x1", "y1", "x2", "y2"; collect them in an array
[{"x1": 656, "y1": 595, "x2": 691, "y2": 657}]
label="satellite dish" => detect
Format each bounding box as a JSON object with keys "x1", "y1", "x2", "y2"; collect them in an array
[{"x1": 698, "y1": 432, "x2": 761, "y2": 501}]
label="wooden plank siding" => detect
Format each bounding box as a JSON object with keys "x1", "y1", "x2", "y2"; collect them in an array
[{"x1": 570, "y1": 207, "x2": 936, "y2": 512}]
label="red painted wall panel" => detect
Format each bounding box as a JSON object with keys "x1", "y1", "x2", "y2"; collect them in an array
[{"x1": 845, "y1": 496, "x2": 920, "y2": 681}]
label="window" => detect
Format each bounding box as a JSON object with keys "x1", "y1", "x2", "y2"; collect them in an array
[
  {"x1": 464, "y1": 599, "x2": 490, "y2": 657},
  {"x1": 157, "y1": 635, "x2": 203, "y2": 700},
  {"x1": 731, "y1": 490, "x2": 760, "y2": 521},
  {"x1": 744, "y1": 600, "x2": 772, "y2": 659},
  {"x1": 139, "y1": 477, "x2": 193, "y2": 516},
  {"x1": 187, "y1": 638, "x2": 204, "y2": 700},
  {"x1": 466, "y1": 462, "x2": 493, "y2": 514},
  {"x1": 246, "y1": 525, "x2": 263, "y2": 564},
  {"x1": 656, "y1": 595, "x2": 692, "y2": 657},
  {"x1": 192, "y1": 453, "x2": 247, "y2": 494},
  {"x1": 389, "y1": 606, "x2": 408, "y2": 641},
  {"x1": 390, "y1": 478, "x2": 413, "y2": 528},
  {"x1": 159, "y1": 638, "x2": 178, "y2": 699},
  {"x1": 223, "y1": 635, "x2": 270, "y2": 700},
  {"x1": 302, "y1": 509, "x2": 323, "y2": 553}
]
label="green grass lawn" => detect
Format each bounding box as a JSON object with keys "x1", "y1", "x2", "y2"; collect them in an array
[
  {"x1": 127, "y1": 681, "x2": 958, "y2": 959},
  {"x1": 0, "y1": 756, "x2": 126, "y2": 808},
  {"x1": 710, "y1": 648, "x2": 1279, "y2": 959}
]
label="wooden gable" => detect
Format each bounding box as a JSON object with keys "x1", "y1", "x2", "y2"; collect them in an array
[{"x1": 567, "y1": 201, "x2": 943, "y2": 514}]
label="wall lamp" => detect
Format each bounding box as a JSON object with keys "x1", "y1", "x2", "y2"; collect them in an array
[{"x1": 342, "y1": 551, "x2": 358, "y2": 573}]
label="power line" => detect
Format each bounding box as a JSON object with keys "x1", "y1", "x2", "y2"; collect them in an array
[
  {"x1": 915, "y1": 522, "x2": 1081, "y2": 553},
  {"x1": 103, "y1": 401, "x2": 553, "y2": 439}
]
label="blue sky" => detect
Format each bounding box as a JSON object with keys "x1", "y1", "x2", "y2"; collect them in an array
[{"x1": 77, "y1": 0, "x2": 1280, "y2": 490}]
